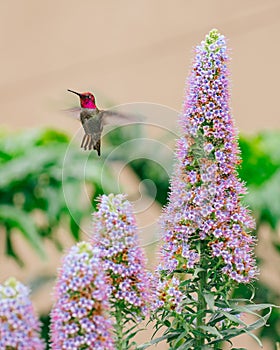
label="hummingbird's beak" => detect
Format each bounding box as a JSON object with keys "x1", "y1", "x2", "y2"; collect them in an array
[{"x1": 67, "y1": 89, "x2": 81, "y2": 97}]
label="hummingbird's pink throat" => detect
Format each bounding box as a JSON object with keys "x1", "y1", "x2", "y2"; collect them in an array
[
  {"x1": 68, "y1": 89, "x2": 96, "y2": 109},
  {"x1": 80, "y1": 99, "x2": 96, "y2": 109}
]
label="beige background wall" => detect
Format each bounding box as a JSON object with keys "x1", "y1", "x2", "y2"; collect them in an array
[{"x1": 0, "y1": 1, "x2": 279, "y2": 133}]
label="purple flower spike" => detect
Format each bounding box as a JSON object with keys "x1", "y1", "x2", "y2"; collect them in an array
[
  {"x1": 92, "y1": 194, "x2": 152, "y2": 318},
  {"x1": 160, "y1": 29, "x2": 258, "y2": 283},
  {"x1": 0, "y1": 277, "x2": 44, "y2": 350},
  {"x1": 50, "y1": 242, "x2": 114, "y2": 350}
]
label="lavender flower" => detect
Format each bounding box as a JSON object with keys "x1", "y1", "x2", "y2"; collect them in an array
[
  {"x1": 0, "y1": 277, "x2": 44, "y2": 350},
  {"x1": 91, "y1": 194, "x2": 152, "y2": 318},
  {"x1": 50, "y1": 241, "x2": 114, "y2": 350},
  {"x1": 160, "y1": 29, "x2": 258, "y2": 283}
]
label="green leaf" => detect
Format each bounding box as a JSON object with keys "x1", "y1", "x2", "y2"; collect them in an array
[
  {"x1": 180, "y1": 279, "x2": 192, "y2": 287},
  {"x1": 5, "y1": 228, "x2": 24, "y2": 266},
  {"x1": 203, "y1": 292, "x2": 215, "y2": 310},
  {"x1": 43, "y1": 186, "x2": 62, "y2": 224},
  {"x1": 233, "y1": 303, "x2": 276, "y2": 314},
  {"x1": 0, "y1": 145, "x2": 65, "y2": 188},
  {"x1": 35, "y1": 128, "x2": 69, "y2": 145},
  {"x1": 0, "y1": 204, "x2": 46, "y2": 259},
  {"x1": 209, "y1": 306, "x2": 272, "y2": 346},
  {"x1": 199, "y1": 325, "x2": 223, "y2": 339},
  {"x1": 126, "y1": 328, "x2": 145, "y2": 341},
  {"x1": 123, "y1": 323, "x2": 140, "y2": 336},
  {"x1": 238, "y1": 132, "x2": 280, "y2": 230},
  {"x1": 69, "y1": 215, "x2": 81, "y2": 241},
  {"x1": 176, "y1": 338, "x2": 196, "y2": 349},
  {"x1": 245, "y1": 307, "x2": 272, "y2": 333},
  {"x1": 163, "y1": 319, "x2": 171, "y2": 327},
  {"x1": 137, "y1": 333, "x2": 179, "y2": 349},
  {"x1": 193, "y1": 267, "x2": 205, "y2": 279},
  {"x1": 219, "y1": 311, "x2": 246, "y2": 326},
  {"x1": 173, "y1": 330, "x2": 189, "y2": 347},
  {"x1": 273, "y1": 241, "x2": 280, "y2": 253},
  {"x1": 245, "y1": 170, "x2": 280, "y2": 230},
  {"x1": 239, "y1": 133, "x2": 279, "y2": 187}
]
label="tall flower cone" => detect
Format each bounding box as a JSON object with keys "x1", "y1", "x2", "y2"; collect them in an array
[
  {"x1": 91, "y1": 194, "x2": 152, "y2": 349},
  {"x1": 159, "y1": 29, "x2": 257, "y2": 285},
  {"x1": 0, "y1": 277, "x2": 44, "y2": 350},
  {"x1": 50, "y1": 242, "x2": 114, "y2": 350},
  {"x1": 151, "y1": 28, "x2": 262, "y2": 350}
]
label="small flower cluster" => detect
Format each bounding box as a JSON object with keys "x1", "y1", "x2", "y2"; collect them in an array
[
  {"x1": 160, "y1": 29, "x2": 258, "y2": 283},
  {"x1": 50, "y1": 242, "x2": 114, "y2": 350},
  {"x1": 92, "y1": 194, "x2": 152, "y2": 318},
  {"x1": 0, "y1": 277, "x2": 44, "y2": 350},
  {"x1": 153, "y1": 275, "x2": 184, "y2": 314}
]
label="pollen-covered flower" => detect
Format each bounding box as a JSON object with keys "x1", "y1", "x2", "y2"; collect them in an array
[
  {"x1": 92, "y1": 194, "x2": 152, "y2": 318},
  {"x1": 50, "y1": 241, "x2": 114, "y2": 350},
  {"x1": 160, "y1": 29, "x2": 258, "y2": 283},
  {"x1": 0, "y1": 277, "x2": 44, "y2": 350}
]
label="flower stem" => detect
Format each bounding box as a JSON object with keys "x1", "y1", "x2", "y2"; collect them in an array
[
  {"x1": 114, "y1": 305, "x2": 126, "y2": 350},
  {"x1": 197, "y1": 241, "x2": 207, "y2": 347}
]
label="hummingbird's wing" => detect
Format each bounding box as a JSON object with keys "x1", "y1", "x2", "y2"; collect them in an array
[
  {"x1": 100, "y1": 109, "x2": 142, "y2": 126},
  {"x1": 62, "y1": 107, "x2": 81, "y2": 120}
]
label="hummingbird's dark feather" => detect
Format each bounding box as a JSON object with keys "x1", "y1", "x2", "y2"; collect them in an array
[
  {"x1": 80, "y1": 134, "x2": 101, "y2": 155},
  {"x1": 81, "y1": 134, "x2": 91, "y2": 150},
  {"x1": 94, "y1": 140, "x2": 101, "y2": 156}
]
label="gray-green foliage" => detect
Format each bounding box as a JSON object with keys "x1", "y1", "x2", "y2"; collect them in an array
[
  {"x1": 239, "y1": 131, "x2": 280, "y2": 231},
  {"x1": 0, "y1": 128, "x2": 116, "y2": 264},
  {"x1": 237, "y1": 131, "x2": 280, "y2": 344}
]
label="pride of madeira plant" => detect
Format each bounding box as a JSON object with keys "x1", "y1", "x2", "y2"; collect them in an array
[
  {"x1": 50, "y1": 195, "x2": 152, "y2": 350},
  {"x1": 0, "y1": 278, "x2": 44, "y2": 349},
  {"x1": 50, "y1": 242, "x2": 114, "y2": 349},
  {"x1": 149, "y1": 29, "x2": 273, "y2": 349},
  {"x1": 91, "y1": 194, "x2": 152, "y2": 350}
]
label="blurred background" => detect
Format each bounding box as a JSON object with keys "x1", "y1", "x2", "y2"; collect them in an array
[{"x1": 0, "y1": 1, "x2": 279, "y2": 349}]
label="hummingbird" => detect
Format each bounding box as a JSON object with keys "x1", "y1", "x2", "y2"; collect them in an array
[{"x1": 67, "y1": 89, "x2": 139, "y2": 156}]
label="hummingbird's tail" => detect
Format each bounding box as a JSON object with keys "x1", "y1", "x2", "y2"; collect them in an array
[
  {"x1": 81, "y1": 134, "x2": 101, "y2": 156},
  {"x1": 94, "y1": 140, "x2": 101, "y2": 156}
]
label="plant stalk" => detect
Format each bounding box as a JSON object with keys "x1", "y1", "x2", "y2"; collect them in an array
[
  {"x1": 114, "y1": 305, "x2": 126, "y2": 350},
  {"x1": 196, "y1": 242, "x2": 207, "y2": 347}
]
